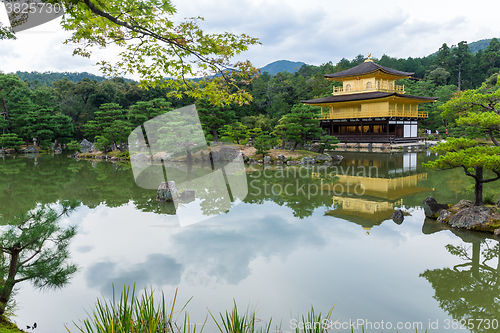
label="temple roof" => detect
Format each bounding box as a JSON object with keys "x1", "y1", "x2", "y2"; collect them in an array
[
  {"x1": 324, "y1": 61, "x2": 414, "y2": 80},
  {"x1": 302, "y1": 92, "x2": 438, "y2": 105}
]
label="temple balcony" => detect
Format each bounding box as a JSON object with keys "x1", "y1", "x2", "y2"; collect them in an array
[
  {"x1": 333, "y1": 84, "x2": 405, "y2": 95},
  {"x1": 319, "y1": 109, "x2": 428, "y2": 120}
]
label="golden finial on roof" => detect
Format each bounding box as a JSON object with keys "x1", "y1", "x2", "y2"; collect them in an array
[{"x1": 364, "y1": 53, "x2": 374, "y2": 62}]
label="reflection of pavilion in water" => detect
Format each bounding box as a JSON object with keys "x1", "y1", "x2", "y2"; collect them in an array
[{"x1": 323, "y1": 152, "x2": 431, "y2": 231}]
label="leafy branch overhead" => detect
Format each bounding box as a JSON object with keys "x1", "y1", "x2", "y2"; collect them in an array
[{"x1": 57, "y1": 0, "x2": 260, "y2": 105}]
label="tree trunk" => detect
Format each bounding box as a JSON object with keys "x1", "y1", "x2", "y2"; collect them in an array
[
  {"x1": 281, "y1": 134, "x2": 285, "y2": 149},
  {"x1": 472, "y1": 242, "x2": 480, "y2": 280},
  {"x1": 290, "y1": 141, "x2": 298, "y2": 152},
  {"x1": 213, "y1": 128, "x2": 218, "y2": 143},
  {"x1": 0, "y1": 248, "x2": 20, "y2": 315},
  {"x1": 458, "y1": 63, "x2": 462, "y2": 92},
  {"x1": 474, "y1": 166, "x2": 483, "y2": 206},
  {"x1": 489, "y1": 128, "x2": 499, "y2": 146},
  {"x1": 1, "y1": 97, "x2": 11, "y2": 133}
]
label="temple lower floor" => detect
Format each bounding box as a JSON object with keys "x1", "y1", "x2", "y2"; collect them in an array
[{"x1": 320, "y1": 118, "x2": 422, "y2": 143}]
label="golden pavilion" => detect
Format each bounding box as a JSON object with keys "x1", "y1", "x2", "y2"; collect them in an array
[{"x1": 302, "y1": 57, "x2": 437, "y2": 143}]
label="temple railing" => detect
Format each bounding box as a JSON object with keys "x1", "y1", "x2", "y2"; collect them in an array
[
  {"x1": 333, "y1": 84, "x2": 404, "y2": 95},
  {"x1": 319, "y1": 109, "x2": 428, "y2": 120}
]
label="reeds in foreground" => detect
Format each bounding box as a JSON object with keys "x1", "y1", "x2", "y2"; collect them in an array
[
  {"x1": 67, "y1": 285, "x2": 204, "y2": 333},
  {"x1": 209, "y1": 301, "x2": 273, "y2": 333},
  {"x1": 67, "y1": 285, "x2": 427, "y2": 333}
]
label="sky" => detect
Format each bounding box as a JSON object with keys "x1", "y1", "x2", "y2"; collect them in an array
[{"x1": 1, "y1": 0, "x2": 499, "y2": 79}]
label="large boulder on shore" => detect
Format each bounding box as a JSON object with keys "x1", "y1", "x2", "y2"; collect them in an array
[
  {"x1": 301, "y1": 156, "x2": 315, "y2": 165},
  {"x1": 157, "y1": 181, "x2": 179, "y2": 202},
  {"x1": 423, "y1": 196, "x2": 449, "y2": 219},
  {"x1": 131, "y1": 153, "x2": 150, "y2": 162},
  {"x1": 447, "y1": 206, "x2": 499, "y2": 229},
  {"x1": 277, "y1": 154, "x2": 287, "y2": 163},
  {"x1": 219, "y1": 146, "x2": 239, "y2": 161}
]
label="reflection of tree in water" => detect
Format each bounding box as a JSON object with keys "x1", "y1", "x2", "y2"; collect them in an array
[
  {"x1": 420, "y1": 241, "x2": 500, "y2": 333},
  {"x1": 243, "y1": 165, "x2": 336, "y2": 219}
]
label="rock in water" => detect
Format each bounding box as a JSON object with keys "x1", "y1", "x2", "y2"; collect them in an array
[
  {"x1": 219, "y1": 146, "x2": 238, "y2": 161},
  {"x1": 178, "y1": 189, "x2": 195, "y2": 203},
  {"x1": 314, "y1": 154, "x2": 332, "y2": 163},
  {"x1": 301, "y1": 156, "x2": 315, "y2": 165},
  {"x1": 391, "y1": 209, "x2": 404, "y2": 224},
  {"x1": 422, "y1": 196, "x2": 449, "y2": 219},
  {"x1": 263, "y1": 156, "x2": 271, "y2": 163},
  {"x1": 330, "y1": 155, "x2": 344, "y2": 162},
  {"x1": 157, "y1": 181, "x2": 178, "y2": 202},
  {"x1": 209, "y1": 151, "x2": 220, "y2": 162}
]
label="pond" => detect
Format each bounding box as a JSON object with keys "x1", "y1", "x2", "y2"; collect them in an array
[{"x1": 1, "y1": 151, "x2": 499, "y2": 333}]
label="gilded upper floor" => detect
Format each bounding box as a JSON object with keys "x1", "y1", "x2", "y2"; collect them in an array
[{"x1": 325, "y1": 59, "x2": 413, "y2": 95}]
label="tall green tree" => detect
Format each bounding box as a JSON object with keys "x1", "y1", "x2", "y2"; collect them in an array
[
  {"x1": 85, "y1": 103, "x2": 131, "y2": 151},
  {"x1": 0, "y1": 200, "x2": 79, "y2": 316},
  {"x1": 196, "y1": 98, "x2": 235, "y2": 142},
  {"x1": 128, "y1": 98, "x2": 172, "y2": 128},
  {"x1": 423, "y1": 138, "x2": 500, "y2": 206},
  {"x1": 253, "y1": 132, "x2": 272, "y2": 159},
  {"x1": 441, "y1": 83, "x2": 500, "y2": 145},
  {"x1": 0, "y1": 133, "x2": 24, "y2": 151},
  {"x1": 317, "y1": 135, "x2": 339, "y2": 154},
  {"x1": 283, "y1": 104, "x2": 321, "y2": 152},
  {"x1": 219, "y1": 122, "x2": 250, "y2": 145}
]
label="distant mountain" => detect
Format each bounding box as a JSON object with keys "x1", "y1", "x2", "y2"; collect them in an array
[
  {"x1": 260, "y1": 60, "x2": 307, "y2": 75},
  {"x1": 430, "y1": 38, "x2": 497, "y2": 55},
  {"x1": 13, "y1": 71, "x2": 133, "y2": 86},
  {"x1": 468, "y1": 38, "x2": 495, "y2": 53}
]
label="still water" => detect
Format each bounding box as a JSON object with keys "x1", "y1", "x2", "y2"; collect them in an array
[{"x1": 0, "y1": 151, "x2": 499, "y2": 333}]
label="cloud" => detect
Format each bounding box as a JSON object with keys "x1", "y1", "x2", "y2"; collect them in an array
[
  {"x1": 2, "y1": 0, "x2": 500, "y2": 76},
  {"x1": 86, "y1": 254, "x2": 184, "y2": 296}
]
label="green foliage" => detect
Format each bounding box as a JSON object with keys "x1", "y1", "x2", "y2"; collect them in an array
[
  {"x1": 440, "y1": 83, "x2": 500, "y2": 144},
  {"x1": 69, "y1": 285, "x2": 202, "y2": 333},
  {"x1": 0, "y1": 133, "x2": 23, "y2": 151},
  {"x1": 115, "y1": 151, "x2": 130, "y2": 159},
  {"x1": 155, "y1": 107, "x2": 208, "y2": 161},
  {"x1": 85, "y1": 103, "x2": 131, "y2": 151},
  {"x1": 220, "y1": 123, "x2": 250, "y2": 145},
  {"x1": 128, "y1": 98, "x2": 173, "y2": 128},
  {"x1": 254, "y1": 133, "x2": 272, "y2": 159},
  {"x1": 58, "y1": 0, "x2": 260, "y2": 105},
  {"x1": 0, "y1": 200, "x2": 80, "y2": 315},
  {"x1": 423, "y1": 138, "x2": 500, "y2": 205},
  {"x1": 317, "y1": 135, "x2": 339, "y2": 154},
  {"x1": 282, "y1": 104, "x2": 321, "y2": 152},
  {"x1": 0, "y1": 23, "x2": 15, "y2": 40},
  {"x1": 293, "y1": 306, "x2": 334, "y2": 333},
  {"x1": 210, "y1": 301, "x2": 272, "y2": 333},
  {"x1": 241, "y1": 114, "x2": 274, "y2": 133},
  {"x1": 67, "y1": 140, "x2": 81, "y2": 150},
  {"x1": 196, "y1": 99, "x2": 235, "y2": 142}
]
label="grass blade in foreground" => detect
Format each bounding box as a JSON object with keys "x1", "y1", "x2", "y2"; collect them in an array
[{"x1": 67, "y1": 285, "x2": 203, "y2": 333}]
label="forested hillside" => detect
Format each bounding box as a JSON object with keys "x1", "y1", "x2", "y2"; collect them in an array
[{"x1": 14, "y1": 71, "x2": 116, "y2": 86}]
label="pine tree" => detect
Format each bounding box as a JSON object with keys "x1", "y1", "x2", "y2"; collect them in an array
[
  {"x1": 0, "y1": 200, "x2": 80, "y2": 315},
  {"x1": 283, "y1": 104, "x2": 321, "y2": 152}
]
